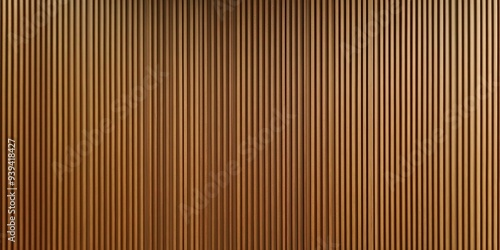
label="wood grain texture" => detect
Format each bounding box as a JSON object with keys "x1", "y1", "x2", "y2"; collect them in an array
[{"x1": 1, "y1": 0, "x2": 499, "y2": 249}]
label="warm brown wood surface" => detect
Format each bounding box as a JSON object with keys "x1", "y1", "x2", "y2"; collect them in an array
[{"x1": 1, "y1": 0, "x2": 499, "y2": 249}]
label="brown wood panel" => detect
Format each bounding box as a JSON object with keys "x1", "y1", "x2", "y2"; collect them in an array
[{"x1": 1, "y1": 0, "x2": 499, "y2": 249}]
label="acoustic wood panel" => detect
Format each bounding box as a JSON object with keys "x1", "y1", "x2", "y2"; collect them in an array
[{"x1": 1, "y1": 0, "x2": 499, "y2": 249}]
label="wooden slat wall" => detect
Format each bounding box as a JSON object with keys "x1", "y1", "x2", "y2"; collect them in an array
[{"x1": 1, "y1": 0, "x2": 499, "y2": 249}]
